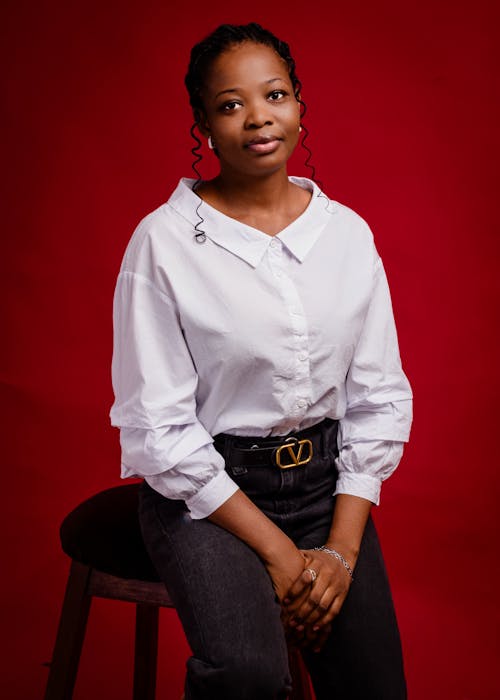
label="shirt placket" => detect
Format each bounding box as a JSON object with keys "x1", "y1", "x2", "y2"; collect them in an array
[{"x1": 268, "y1": 238, "x2": 311, "y2": 428}]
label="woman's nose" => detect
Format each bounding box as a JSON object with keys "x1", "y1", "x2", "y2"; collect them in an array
[{"x1": 244, "y1": 100, "x2": 273, "y2": 129}]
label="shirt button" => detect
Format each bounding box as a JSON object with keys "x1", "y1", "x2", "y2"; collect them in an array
[
  {"x1": 296, "y1": 399, "x2": 307, "y2": 408},
  {"x1": 298, "y1": 352, "x2": 308, "y2": 361},
  {"x1": 275, "y1": 271, "x2": 282, "y2": 278},
  {"x1": 270, "y1": 239, "x2": 280, "y2": 248}
]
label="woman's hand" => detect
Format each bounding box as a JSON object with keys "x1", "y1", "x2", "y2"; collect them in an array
[
  {"x1": 264, "y1": 547, "x2": 307, "y2": 602},
  {"x1": 282, "y1": 495, "x2": 371, "y2": 651},
  {"x1": 265, "y1": 548, "x2": 334, "y2": 652},
  {"x1": 282, "y1": 548, "x2": 353, "y2": 651}
]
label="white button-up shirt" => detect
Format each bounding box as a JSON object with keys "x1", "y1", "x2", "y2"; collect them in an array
[{"x1": 110, "y1": 177, "x2": 412, "y2": 519}]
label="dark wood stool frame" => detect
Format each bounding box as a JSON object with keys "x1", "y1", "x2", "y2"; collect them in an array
[{"x1": 44, "y1": 559, "x2": 313, "y2": 700}]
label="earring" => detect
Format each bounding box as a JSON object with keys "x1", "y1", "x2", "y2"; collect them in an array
[
  {"x1": 208, "y1": 136, "x2": 215, "y2": 150},
  {"x1": 299, "y1": 125, "x2": 303, "y2": 133}
]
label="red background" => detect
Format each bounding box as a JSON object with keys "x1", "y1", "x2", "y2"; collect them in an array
[{"x1": 2, "y1": 0, "x2": 499, "y2": 698}]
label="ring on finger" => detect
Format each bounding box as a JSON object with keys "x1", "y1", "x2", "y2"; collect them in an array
[{"x1": 305, "y1": 567, "x2": 317, "y2": 584}]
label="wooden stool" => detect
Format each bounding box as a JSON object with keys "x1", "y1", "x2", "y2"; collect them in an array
[{"x1": 44, "y1": 484, "x2": 313, "y2": 700}]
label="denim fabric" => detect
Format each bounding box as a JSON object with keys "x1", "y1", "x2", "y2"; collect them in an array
[{"x1": 138, "y1": 422, "x2": 406, "y2": 699}]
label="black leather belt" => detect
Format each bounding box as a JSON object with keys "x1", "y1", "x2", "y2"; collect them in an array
[{"x1": 213, "y1": 419, "x2": 338, "y2": 470}]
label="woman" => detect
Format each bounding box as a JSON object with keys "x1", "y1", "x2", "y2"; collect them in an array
[{"x1": 111, "y1": 22, "x2": 412, "y2": 700}]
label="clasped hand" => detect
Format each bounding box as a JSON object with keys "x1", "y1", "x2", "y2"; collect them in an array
[{"x1": 281, "y1": 549, "x2": 352, "y2": 652}]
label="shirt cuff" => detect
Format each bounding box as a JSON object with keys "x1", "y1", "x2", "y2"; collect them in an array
[
  {"x1": 184, "y1": 470, "x2": 240, "y2": 519},
  {"x1": 333, "y1": 472, "x2": 382, "y2": 505}
]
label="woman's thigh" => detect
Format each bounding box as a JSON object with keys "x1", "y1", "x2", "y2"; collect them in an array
[
  {"x1": 138, "y1": 482, "x2": 291, "y2": 700},
  {"x1": 300, "y1": 516, "x2": 407, "y2": 700}
]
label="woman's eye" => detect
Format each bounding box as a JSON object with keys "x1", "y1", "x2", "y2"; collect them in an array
[
  {"x1": 221, "y1": 101, "x2": 240, "y2": 112},
  {"x1": 269, "y1": 90, "x2": 286, "y2": 101}
]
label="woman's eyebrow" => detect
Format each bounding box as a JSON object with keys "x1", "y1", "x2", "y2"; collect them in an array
[
  {"x1": 215, "y1": 78, "x2": 286, "y2": 100},
  {"x1": 215, "y1": 87, "x2": 240, "y2": 99}
]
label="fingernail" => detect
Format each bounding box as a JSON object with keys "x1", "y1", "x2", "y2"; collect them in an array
[
  {"x1": 284, "y1": 598, "x2": 290, "y2": 605},
  {"x1": 313, "y1": 625, "x2": 319, "y2": 631},
  {"x1": 289, "y1": 620, "x2": 297, "y2": 627},
  {"x1": 297, "y1": 625, "x2": 304, "y2": 632}
]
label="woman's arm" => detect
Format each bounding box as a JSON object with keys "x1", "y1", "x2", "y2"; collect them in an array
[
  {"x1": 111, "y1": 268, "x2": 241, "y2": 518},
  {"x1": 285, "y1": 252, "x2": 412, "y2": 648},
  {"x1": 208, "y1": 489, "x2": 307, "y2": 601},
  {"x1": 325, "y1": 493, "x2": 372, "y2": 563}
]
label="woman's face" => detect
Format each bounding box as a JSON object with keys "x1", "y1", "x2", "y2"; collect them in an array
[{"x1": 199, "y1": 42, "x2": 301, "y2": 179}]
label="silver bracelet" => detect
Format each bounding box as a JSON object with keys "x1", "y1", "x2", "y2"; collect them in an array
[{"x1": 314, "y1": 546, "x2": 354, "y2": 580}]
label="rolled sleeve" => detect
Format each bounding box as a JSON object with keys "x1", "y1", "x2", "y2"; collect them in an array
[
  {"x1": 119, "y1": 421, "x2": 216, "y2": 477},
  {"x1": 334, "y1": 439, "x2": 405, "y2": 505},
  {"x1": 145, "y1": 442, "x2": 239, "y2": 518},
  {"x1": 183, "y1": 469, "x2": 240, "y2": 519}
]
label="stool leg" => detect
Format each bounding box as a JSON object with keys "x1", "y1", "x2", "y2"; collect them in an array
[
  {"x1": 44, "y1": 561, "x2": 92, "y2": 700},
  {"x1": 288, "y1": 647, "x2": 314, "y2": 700},
  {"x1": 133, "y1": 604, "x2": 159, "y2": 700}
]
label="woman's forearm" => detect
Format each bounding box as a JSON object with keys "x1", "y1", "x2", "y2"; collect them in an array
[
  {"x1": 208, "y1": 489, "x2": 371, "y2": 569},
  {"x1": 325, "y1": 494, "x2": 373, "y2": 569},
  {"x1": 207, "y1": 489, "x2": 299, "y2": 564},
  {"x1": 208, "y1": 490, "x2": 307, "y2": 601}
]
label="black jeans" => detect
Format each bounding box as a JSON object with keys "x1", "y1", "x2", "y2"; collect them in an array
[{"x1": 139, "y1": 422, "x2": 407, "y2": 699}]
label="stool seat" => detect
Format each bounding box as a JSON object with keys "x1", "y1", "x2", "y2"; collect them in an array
[
  {"x1": 45, "y1": 483, "x2": 313, "y2": 700},
  {"x1": 60, "y1": 483, "x2": 159, "y2": 581}
]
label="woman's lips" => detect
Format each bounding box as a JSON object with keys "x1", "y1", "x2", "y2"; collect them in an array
[{"x1": 246, "y1": 138, "x2": 281, "y2": 154}]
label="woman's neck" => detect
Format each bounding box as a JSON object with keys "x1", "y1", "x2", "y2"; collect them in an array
[
  {"x1": 215, "y1": 169, "x2": 290, "y2": 209},
  {"x1": 198, "y1": 168, "x2": 296, "y2": 215},
  {"x1": 195, "y1": 168, "x2": 311, "y2": 237}
]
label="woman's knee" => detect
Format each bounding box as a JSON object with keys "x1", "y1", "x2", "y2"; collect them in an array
[
  {"x1": 223, "y1": 654, "x2": 291, "y2": 699},
  {"x1": 186, "y1": 650, "x2": 291, "y2": 700}
]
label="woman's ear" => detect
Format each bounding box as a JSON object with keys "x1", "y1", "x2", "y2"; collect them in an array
[{"x1": 197, "y1": 112, "x2": 211, "y2": 139}]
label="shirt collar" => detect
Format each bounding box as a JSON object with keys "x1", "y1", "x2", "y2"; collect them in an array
[{"x1": 167, "y1": 176, "x2": 335, "y2": 268}]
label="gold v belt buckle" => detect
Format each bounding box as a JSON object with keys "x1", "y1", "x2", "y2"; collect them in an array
[{"x1": 274, "y1": 438, "x2": 313, "y2": 469}]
